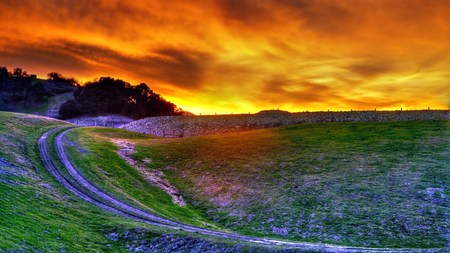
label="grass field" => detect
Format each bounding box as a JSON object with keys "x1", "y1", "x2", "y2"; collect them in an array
[
  {"x1": 67, "y1": 120, "x2": 449, "y2": 249},
  {"x1": 0, "y1": 112, "x2": 271, "y2": 252},
  {"x1": 1, "y1": 111, "x2": 448, "y2": 251}
]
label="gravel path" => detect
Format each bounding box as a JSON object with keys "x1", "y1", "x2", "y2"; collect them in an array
[{"x1": 38, "y1": 127, "x2": 440, "y2": 252}]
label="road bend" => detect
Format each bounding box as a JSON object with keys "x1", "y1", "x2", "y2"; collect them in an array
[{"x1": 38, "y1": 127, "x2": 438, "y2": 253}]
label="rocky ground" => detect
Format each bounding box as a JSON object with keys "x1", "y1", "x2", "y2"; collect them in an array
[
  {"x1": 108, "y1": 228, "x2": 321, "y2": 253},
  {"x1": 67, "y1": 114, "x2": 134, "y2": 127}
]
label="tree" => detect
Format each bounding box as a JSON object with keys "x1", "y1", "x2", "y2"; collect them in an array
[
  {"x1": 63, "y1": 77, "x2": 182, "y2": 119},
  {"x1": 47, "y1": 72, "x2": 78, "y2": 86},
  {"x1": 0, "y1": 67, "x2": 9, "y2": 78},
  {"x1": 47, "y1": 72, "x2": 64, "y2": 81},
  {"x1": 12, "y1": 68, "x2": 27, "y2": 78},
  {"x1": 59, "y1": 99, "x2": 82, "y2": 119}
]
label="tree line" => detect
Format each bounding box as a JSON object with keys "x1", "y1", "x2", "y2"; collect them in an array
[
  {"x1": 1, "y1": 67, "x2": 183, "y2": 120},
  {"x1": 59, "y1": 77, "x2": 182, "y2": 119},
  {"x1": 0, "y1": 67, "x2": 76, "y2": 109}
]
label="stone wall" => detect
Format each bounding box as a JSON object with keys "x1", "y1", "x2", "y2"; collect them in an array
[{"x1": 121, "y1": 110, "x2": 449, "y2": 137}]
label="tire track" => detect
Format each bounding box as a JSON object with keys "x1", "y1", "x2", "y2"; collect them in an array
[{"x1": 38, "y1": 127, "x2": 439, "y2": 252}]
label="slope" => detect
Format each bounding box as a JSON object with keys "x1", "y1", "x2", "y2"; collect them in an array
[
  {"x1": 65, "y1": 120, "x2": 449, "y2": 249},
  {"x1": 0, "y1": 111, "x2": 295, "y2": 252}
]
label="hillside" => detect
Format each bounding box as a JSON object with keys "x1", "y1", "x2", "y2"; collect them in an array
[
  {"x1": 1, "y1": 67, "x2": 183, "y2": 121},
  {"x1": 65, "y1": 119, "x2": 449, "y2": 249},
  {"x1": 0, "y1": 68, "x2": 76, "y2": 117},
  {"x1": 1, "y1": 112, "x2": 300, "y2": 252},
  {"x1": 1, "y1": 111, "x2": 448, "y2": 251},
  {"x1": 122, "y1": 110, "x2": 449, "y2": 137}
]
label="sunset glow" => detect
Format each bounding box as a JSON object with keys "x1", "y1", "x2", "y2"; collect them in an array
[{"x1": 1, "y1": 0, "x2": 449, "y2": 114}]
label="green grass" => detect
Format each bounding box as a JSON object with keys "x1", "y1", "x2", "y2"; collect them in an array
[
  {"x1": 116, "y1": 120, "x2": 448, "y2": 248},
  {"x1": 0, "y1": 112, "x2": 116, "y2": 251},
  {"x1": 0, "y1": 112, "x2": 256, "y2": 252},
  {"x1": 2, "y1": 111, "x2": 448, "y2": 250},
  {"x1": 64, "y1": 127, "x2": 219, "y2": 228}
]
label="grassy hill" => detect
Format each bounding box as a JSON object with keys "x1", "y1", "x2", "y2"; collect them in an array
[
  {"x1": 1, "y1": 111, "x2": 448, "y2": 251},
  {"x1": 64, "y1": 120, "x2": 449, "y2": 249},
  {"x1": 0, "y1": 112, "x2": 281, "y2": 252}
]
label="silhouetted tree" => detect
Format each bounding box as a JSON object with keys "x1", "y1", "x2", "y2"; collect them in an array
[
  {"x1": 0, "y1": 67, "x2": 9, "y2": 78},
  {"x1": 44, "y1": 72, "x2": 77, "y2": 94},
  {"x1": 47, "y1": 72, "x2": 77, "y2": 86},
  {"x1": 60, "y1": 77, "x2": 181, "y2": 119},
  {"x1": 47, "y1": 72, "x2": 64, "y2": 81},
  {"x1": 59, "y1": 99, "x2": 82, "y2": 119},
  {"x1": 12, "y1": 68, "x2": 27, "y2": 78}
]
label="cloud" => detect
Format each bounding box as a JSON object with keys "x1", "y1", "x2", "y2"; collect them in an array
[
  {"x1": 257, "y1": 77, "x2": 333, "y2": 106},
  {"x1": 346, "y1": 62, "x2": 395, "y2": 77},
  {"x1": 282, "y1": 0, "x2": 361, "y2": 34},
  {"x1": 0, "y1": 38, "x2": 212, "y2": 89},
  {"x1": 0, "y1": 40, "x2": 92, "y2": 76},
  {"x1": 217, "y1": 0, "x2": 272, "y2": 25},
  {"x1": 147, "y1": 48, "x2": 212, "y2": 89},
  {"x1": 0, "y1": 0, "x2": 448, "y2": 113}
]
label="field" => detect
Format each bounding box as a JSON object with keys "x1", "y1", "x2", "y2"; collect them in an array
[
  {"x1": 0, "y1": 112, "x2": 285, "y2": 252},
  {"x1": 64, "y1": 119, "x2": 449, "y2": 249}
]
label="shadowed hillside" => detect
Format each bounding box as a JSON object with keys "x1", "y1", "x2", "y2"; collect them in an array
[{"x1": 0, "y1": 67, "x2": 76, "y2": 115}]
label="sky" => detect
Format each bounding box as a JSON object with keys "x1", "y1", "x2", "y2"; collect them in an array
[{"x1": 0, "y1": 0, "x2": 449, "y2": 114}]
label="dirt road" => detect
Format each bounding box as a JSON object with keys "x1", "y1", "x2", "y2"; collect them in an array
[{"x1": 38, "y1": 127, "x2": 438, "y2": 252}]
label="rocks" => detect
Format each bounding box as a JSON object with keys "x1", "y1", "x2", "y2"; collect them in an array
[
  {"x1": 121, "y1": 110, "x2": 449, "y2": 138},
  {"x1": 107, "y1": 232, "x2": 119, "y2": 242},
  {"x1": 272, "y1": 226, "x2": 290, "y2": 236},
  {"x1": 0, "y1": 157, "x2": 29, "y2": 180},
  {"x1": 425, "y1": 188, "x2": 445, "y2": 199}
]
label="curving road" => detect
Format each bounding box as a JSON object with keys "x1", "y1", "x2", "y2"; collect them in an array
[{"x1": 38, "y1": 127, "x2": 437, "y2": 253}]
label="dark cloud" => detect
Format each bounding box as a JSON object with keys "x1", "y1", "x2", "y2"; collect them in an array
[
  {"x1": 340, "y1": 97, "x2": 403, "y2": 109},
  {"x1": 418, "y1": 54, "x2": 447, "y2": 70},
  {"x1": 281, "y1": 0, "x2": 361, "y2": 34},
  {"x1": 216, "y1": 0, "x2": 363, "y2": 36},
  {"x1": 346, "y1": 62, "x2": 394, "y2": 77},
  {"x1": 0, "y1": 0, "x2": 161, "y2": 41},
  {"x1": 259, "y1": 77, "x2": 332, "y2": 105},
  {"x1": 146, "y1": 48, "x2": 212, "y2": 89},
  {"x1": 217, "y1": 0, "x2": 272, "y2": 24},
  {"x1": 64, "y1": 41, "x2": 212, "y2": 89},
  {"x1": 0, "y1": 39, "x2": 211, "y2": 89},
  {"x1": 0, "y1": 41, "x2": 91, "y2": 75}
]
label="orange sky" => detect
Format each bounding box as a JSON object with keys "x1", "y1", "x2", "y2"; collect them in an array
[{"x1": 0, "y1": 0, "x2": 449, "y2": 114}]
